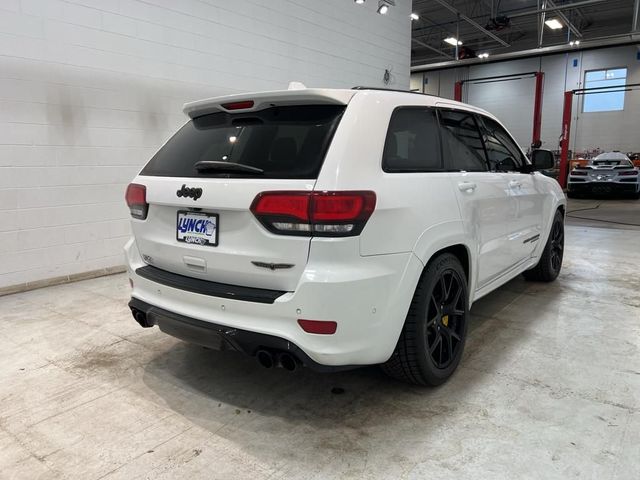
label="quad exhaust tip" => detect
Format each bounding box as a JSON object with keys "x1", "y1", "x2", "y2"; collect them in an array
[
  {"x1": 256, "y1": 350, "x2": 275, "y2": 369},
  {"x1": 256, "y1": 350, "x2": 300, "y2": 371},
  {"x1": 131, "y1": 308, "x2": 152, "y2": 328}
]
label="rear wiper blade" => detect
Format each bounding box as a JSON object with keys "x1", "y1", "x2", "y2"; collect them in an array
[{"x1": 194, "y1": 161, "x2": 264, "y2": 174}]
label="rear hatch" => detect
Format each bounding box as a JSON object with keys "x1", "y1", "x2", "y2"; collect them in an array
[{"x1": 129, "y1": 96, "x2": 349, "y2": 292}]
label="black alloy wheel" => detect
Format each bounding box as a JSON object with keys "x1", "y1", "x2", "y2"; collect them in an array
[{"x1": 425, "y1": 269, "x2": 466, "y2": 369}]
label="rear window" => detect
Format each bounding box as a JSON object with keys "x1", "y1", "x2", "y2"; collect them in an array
[{"x1": 140, "y1": 105, "x2": 345, "y2": 179}]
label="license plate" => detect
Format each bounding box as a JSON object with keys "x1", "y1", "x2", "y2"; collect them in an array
[{"x1": 176, "y1": 211, "x2": 218, "y2": 247}]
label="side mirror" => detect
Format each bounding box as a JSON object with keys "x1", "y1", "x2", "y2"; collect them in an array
[{"x1": 531, "y1": 149, "x2": 555, "y2": 170}]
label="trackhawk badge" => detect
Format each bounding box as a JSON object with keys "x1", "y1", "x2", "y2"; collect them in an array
[
  {"x1": 251, "y1": 261, "x2": 295, "y2": 271},
  {"x1": 176, "y1": 184, "x2": 203, "y2": 200}
]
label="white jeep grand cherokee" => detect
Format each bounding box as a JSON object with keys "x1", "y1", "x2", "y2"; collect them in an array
[{"x1": 125, "y1": 87, "x2": 565, "y2": 385}]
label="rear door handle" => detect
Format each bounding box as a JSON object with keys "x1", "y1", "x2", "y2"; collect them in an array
[
  {"x1": 458, "y1": 182, "x2": 477, "y2": 192},
  {"x1": 509, "y1": 180, "x2": 522, "y2": 189}
]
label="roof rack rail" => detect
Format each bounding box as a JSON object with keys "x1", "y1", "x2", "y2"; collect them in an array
[{"x1": 351, "y1": 86, "x2": 425, "y2": 94}]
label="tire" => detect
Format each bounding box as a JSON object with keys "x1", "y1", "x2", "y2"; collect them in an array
[
  {"x1": 522, "y1": 210, "x2": 564, "y2": 282},
  {"x1": 382, "y1": 253, "x2": 469, "y2": 386}
]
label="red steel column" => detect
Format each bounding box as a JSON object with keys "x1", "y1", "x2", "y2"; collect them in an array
[
  {"x1": 454, "y1": 81, "x2": 463, "y2": 102},
  {"x1": 558, "y1": 90, "x2": 573, "y2": 189},
  {"x1": 531, "y1": 71, "x2": 544, "y2": 148}
]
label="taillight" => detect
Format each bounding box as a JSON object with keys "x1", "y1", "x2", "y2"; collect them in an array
[
  {"x1": 571, "y1": 170, "x2": 587, "y2": 176},
  {"x1": 619, "y1": 170, "x2": 638, "y2": 176},
  {"x1": 125, "y1": 183, "x2": 148, "y2": 220},
  {"x1": 250, "y1": 191, "x2": 376, "y2": 237}
]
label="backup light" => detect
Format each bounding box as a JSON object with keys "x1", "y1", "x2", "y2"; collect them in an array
[
  {"x1": 444, "y1": 37, "x2": 462, "y2": 46},
  {"x1": 545, "y1": 19, "x2": 563, "y2": 30}
]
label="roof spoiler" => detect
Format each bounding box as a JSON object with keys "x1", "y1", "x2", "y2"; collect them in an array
[{"x1": 183, "y1": 87, "x2": 356, "y2": 119}]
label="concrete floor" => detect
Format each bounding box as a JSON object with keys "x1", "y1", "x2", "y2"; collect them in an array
[{"x1": 1, "y1": 200, "x2": 639, "y2": 479}]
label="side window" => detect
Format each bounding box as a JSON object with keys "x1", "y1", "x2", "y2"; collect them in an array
[
  {"x1": 477, "y1": 116, "x2": 526, "y2": 172},
  {"x1": 382, "y1": 108, "x2": 442, "y2": 172},
  {"x1": 438, "y1": 110, "x2": 487, "y2": 172}
]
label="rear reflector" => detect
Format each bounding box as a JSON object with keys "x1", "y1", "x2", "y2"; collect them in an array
[
  {"x1": 221, "y1": 100, "x2": 254, "y2": 110},
  {"x1": 297, "y1": 319, "x2": 337, "y2": 335},
  {"x1": 125, "y1": 183, "x2": 148, "y2": 220},
  {"x1": 250, "y1": 191, "x2": 376, "y2": 237}
]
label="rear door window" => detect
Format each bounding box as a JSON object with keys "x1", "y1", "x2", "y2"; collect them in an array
[
  {"x1": 382, "y1": 108, "x2": 443, "y2": 172},
  {"x1": 438, "y1": 110, "x2": 487, "y2": 172},
  {"x1": 476, "y1": 116, "x2": 526, "y2": 172},
  {"x1": 140, "y1": 105, "x2": 345, "y2": 179}
]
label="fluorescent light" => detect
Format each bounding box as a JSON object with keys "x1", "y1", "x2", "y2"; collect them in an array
[
  {"x1": 444, "y1": 37, "x2": 462, "y2": 46},
  {"x1": 377, "y1": 3, "x2": 389, "y2": 14},
  {"x1": 410, "y1": 13, "x2": 419, "y2": 20},
  {"x1": 545, "y1": 19, "x2": 563, "y2": 30},
  {"x1": 354, "y1": 0, "x2": 365, "y2": 4}
]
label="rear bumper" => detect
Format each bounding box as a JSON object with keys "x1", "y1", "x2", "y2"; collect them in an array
[
  {"x1": 568, "y1": 181, "x2": 639, "y2": 194},
  {"x1": 124, "y1": 237, "x2": 422, "y2": 366},
  {"x1": 128, "y1": 297, "x2": 350, "y2": 372}
]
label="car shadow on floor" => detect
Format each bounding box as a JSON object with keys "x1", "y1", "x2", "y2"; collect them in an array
[{"x1": 139, "y1": 275, "x2": 560, "y2": 439}]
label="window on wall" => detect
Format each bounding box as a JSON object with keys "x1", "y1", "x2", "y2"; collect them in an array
[{"x1": 583, "y1": 68, "x2": 627, "y2": 113}]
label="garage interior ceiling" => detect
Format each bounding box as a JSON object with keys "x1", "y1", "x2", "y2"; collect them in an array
[{"x1": 412, "y1": 0, "x2": 639, "y2": 66}]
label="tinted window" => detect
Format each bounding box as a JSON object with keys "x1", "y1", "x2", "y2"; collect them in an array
[
  {"x1": 438, "y1": 110, "x2": 487, "y2": 172},
  {"x1": 477, "y1": 116, "x2": 526, "y2": 171},
  {"x1": 382, "y1": 108, "x2": 442, "y2": 172},
  {"x1": 140, "y1": 105, "x2": 345, "y2": 179}
]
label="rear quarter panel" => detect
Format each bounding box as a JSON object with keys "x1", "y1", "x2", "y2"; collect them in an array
[{"x1": 315, "y1": 91, "x2": 468, "y2": 258}]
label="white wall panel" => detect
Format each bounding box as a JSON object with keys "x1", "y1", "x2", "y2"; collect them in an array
[
  {"x1": 0, "y1": 0, "x2": 411, "y2": 289},
  {"x1": 412, "y1": 44, "x2": 640, "y2": 153}
]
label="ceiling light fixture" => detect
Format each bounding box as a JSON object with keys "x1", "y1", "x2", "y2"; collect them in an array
[
  {"x1": 354, "y1": 0, "x2": 365, "y2": 4},
  {"x1": 545, "y1": 19, "x2": 563, "y2": 30},
  {"x1": 478, "y1": 53, "x2": 489, "y2": 59},
  {"x1": 444, "y1": 37, "x2": 462, "y2": 46},
  {"x1": 410, "y1": 13, "x2": 419, "y2": 20},
  {"x1": 569, "y1": 40, "x2": 580, "y2": 46},
  {"x1": 377, "y1": 2, "x2": 389, "y2": 14}
]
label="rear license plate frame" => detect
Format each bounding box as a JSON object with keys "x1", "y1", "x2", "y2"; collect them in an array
[{"x1": 176, "y1": 210, "x2": 219, "y2": 247}]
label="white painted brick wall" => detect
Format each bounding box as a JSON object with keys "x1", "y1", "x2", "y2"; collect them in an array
[{"x1": 0, "y1": 0, "x2": 411, "y2": 289}]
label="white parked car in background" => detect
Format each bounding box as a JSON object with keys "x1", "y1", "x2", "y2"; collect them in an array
[
  {"x1": 568, "y1": 151, "x2": 640, "y2": 198},
  {"x1": 125, "y1": 87, "x2": 566, "y2": 385}
]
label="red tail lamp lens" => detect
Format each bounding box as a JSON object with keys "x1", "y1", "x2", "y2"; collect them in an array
[
  {"x1": 250, "y1": 191, "x2": 376, "y2": 237},
  {"x1": 298, "y1": 319, "x2": 337, "y2": 335},
  {"x1": 125, "y1": 183, "x2": 148, "y2": 220},
  {"x1": 251, "y1": 192, "x2": 310, "y2": 221}
]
